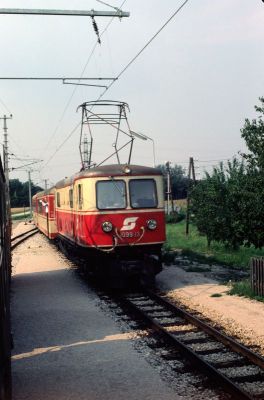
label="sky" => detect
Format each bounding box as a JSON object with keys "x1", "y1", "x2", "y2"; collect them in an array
[{"x1": 0, "y1": 0, "x2": 263, "y2": 186}]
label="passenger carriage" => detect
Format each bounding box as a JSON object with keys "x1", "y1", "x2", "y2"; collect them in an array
[{"x1": 32, "y1": 188, "x2": 56, "y2": 239}]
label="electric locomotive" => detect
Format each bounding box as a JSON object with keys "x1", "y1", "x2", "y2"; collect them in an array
[
  {"x1": 33, "y1": 164, "x2": 165, "y2": 285},
  {"x1": 33, "y1": 101, "x2": 166, "y2": 285}
]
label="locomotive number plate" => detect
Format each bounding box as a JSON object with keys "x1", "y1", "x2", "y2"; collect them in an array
[{"x1": 120, "y1": 231, "x2": 140, "y2": 238}]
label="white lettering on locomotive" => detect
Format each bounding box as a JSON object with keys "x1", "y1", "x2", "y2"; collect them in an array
[{"x1": 120, "y1": 217, "x2": 138, "y2": 231}]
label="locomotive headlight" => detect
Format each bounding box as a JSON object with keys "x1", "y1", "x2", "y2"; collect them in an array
[
  {"x1": 124, "y1": 165, "x2": 131, "y2": 174},
  {"x1": 147, "y1": 219, "x2": 157, "y2": 230},
  {"x1": 102, "y1": 221, "x2": 113, "y2": 233}
]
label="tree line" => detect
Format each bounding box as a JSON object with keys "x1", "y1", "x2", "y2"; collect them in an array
[
  {"x1": 190, "y1": 97, "x2": 264, "y2": 249},
  {"x1": 9, "y1": 179, "x2": 43, "y2": 208}
]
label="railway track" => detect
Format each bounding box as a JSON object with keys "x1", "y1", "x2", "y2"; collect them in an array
[
  {"x1": 107, "y1": 289, "x2": 264, "y2": 400},
  {"x1": 11, "y1": 228, "x2": 39, "y2": 250}
]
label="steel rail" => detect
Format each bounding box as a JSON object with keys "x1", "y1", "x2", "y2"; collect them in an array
[
  {"x1": 117, "y1": 291, "x2": 263, "y2": 400},
  {"x1": 11, "y1": 227, "x2": 38, "y2": 242},
  {"x1": 147, "y1": 290, "x2": 264, "y2": 370},
  {"x1": 11, "y1": 228, "x2": 39, "y2": 250}
]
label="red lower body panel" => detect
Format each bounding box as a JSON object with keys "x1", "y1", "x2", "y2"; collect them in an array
[{"x1": 56, "y1": 210, "x2": 165, "y2": 248}]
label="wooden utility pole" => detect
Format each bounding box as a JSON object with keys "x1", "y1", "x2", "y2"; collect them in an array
[{"x1": 186, "y1": 157, "x2": 196, "y2": 235}]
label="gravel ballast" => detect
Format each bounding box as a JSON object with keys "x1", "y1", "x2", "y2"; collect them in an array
[{"x1": 156, "y1": 263, "x2": 264, "y2": 356}]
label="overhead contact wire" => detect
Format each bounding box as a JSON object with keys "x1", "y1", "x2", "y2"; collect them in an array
[
  {"x1": 41, "y1": 0, "x2": 127, "y2": 164},
  {"x1": 98, "y1": 0, "x2": 190, "y2": 98},
  {"x1": 42, "y1": 0, "x2": 189, "y2": 169}
]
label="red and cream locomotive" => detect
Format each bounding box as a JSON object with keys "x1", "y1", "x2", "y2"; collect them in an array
[{"x1": 33, "y1": 101, "x2": 166, "y2": 285}]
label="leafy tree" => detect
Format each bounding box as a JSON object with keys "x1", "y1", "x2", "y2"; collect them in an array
[
  {"x1": 191, "y1": 159, "x2": 248, "y2": 248},
  {"x1": 237, "y1": 169, "x2": 264, "y2": 248},
  {"x1": 9, "y1": 179, "x2": 43, "y2": 207},
  {"x1": 241, "y1": 97, "x2": 264, "y2": 170},
  {"x1": 191, "y1": 162, "x2": 228, "y2": 247},
  {"x1": 240, "y1": 97, "x2": 264, "y2": 248},
  {"x1": 9, "y1": 179, "x2": 23, "y2": 207},
  {"x1": 224, "y1": 159, "x2": 247, "y2": 249},
  {"x1": 191, "y1": 97, "x2": 264, "y2": 249}
]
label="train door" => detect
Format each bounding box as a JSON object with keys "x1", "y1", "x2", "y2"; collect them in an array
[
  {"x1": 69, "y1": 187, "x2": 74, "y2": 240},
  {"x1": 47, "y1": 194, "x2": 55, "y2": 239},
  {"x1": 73, "y1": 182, "x2": 83, "y2": 244},
  {"x1": 45, "y1": 197, "x2": 49, "y2": 238},
  {"x1": 33, "y1": 198, "x2": 38, "y2": 227}
]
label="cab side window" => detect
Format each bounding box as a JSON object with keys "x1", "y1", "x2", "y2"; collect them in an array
[
  {"x1": 78, "y1": 184, "x2": 83, "y2": 209},
  {"x1": 38, "y1": 200, "x2": 43, "y2": 214},
  {"x1": 57, "y1": 192, "x2": 61, "y2": 207},
  {"x1": 69, "y1": 189, "x2": 73, "y2": 208}
]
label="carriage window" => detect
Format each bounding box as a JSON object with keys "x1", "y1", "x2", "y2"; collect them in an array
[
  {"x1": 78, "y1": 184, "x2": 83, "y2": 208},
  {"x1": 69, "y1": 189, "x2": 73, "y2": 208},
  {"x1": 129, "y1": 179, "x2": 157, "y2": 208},
  {"x1": 57, "y1": 192, "x2": 61, "y2": 207},
  {"x1": 97, "y1": 180, "x2": 126, "y2": 210},
  {"x1": 38, "y1": 200, "x2": 43, "y2": 213}
]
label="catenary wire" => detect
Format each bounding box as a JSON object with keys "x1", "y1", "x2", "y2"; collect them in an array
[
  {"x1": 96, "y1": 0, "x2": 121, "y2": 11},
  {"x1": 98, "y1": 0, "x2": 190, "y2": 98},
  {"x1": 172, "y1": 156, "x2": 240, "y2": 165},
  {"x1": 41, "y1": 0, "x2": 190, "y2": 170},
  {"x1": 41, "y1": 0, "x2": 127, "y2": 160}
]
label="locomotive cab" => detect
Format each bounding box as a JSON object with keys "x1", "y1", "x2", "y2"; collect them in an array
[{"x1": 55, "y1": 164, "x2": 165, "y2": 286}]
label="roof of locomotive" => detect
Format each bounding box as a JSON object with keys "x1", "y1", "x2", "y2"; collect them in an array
[
  {"x1": 32, "y1": 187, "x2": 55, "y2": 199},
  {"x1": 55, "y1": 164, "x2": 163, "y2": 189}
]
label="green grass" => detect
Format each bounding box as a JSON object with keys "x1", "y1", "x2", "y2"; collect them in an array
[
  {"x1": 11, "y1": 207, "x2": 29, "y2": 215},
  {"x1": 228, "y1": 279, "x2": 264, "y2": 302},
  {"x1": 166, "y1": 221, "x2": 264, "y2": 270},
  {"x1": 11, "y1": 211, "x2": 30, "y2": 221}
]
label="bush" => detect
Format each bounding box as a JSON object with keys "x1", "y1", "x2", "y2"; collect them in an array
[
  {"x1": 228, "y1": 279, "x2": 264, "y2": 302},
  {"x1": 166, "y1": 211, "x2": 185, "y2": 224},
  {"x1": 190, "y1": 98, "x2": 264, "y2": 250}
]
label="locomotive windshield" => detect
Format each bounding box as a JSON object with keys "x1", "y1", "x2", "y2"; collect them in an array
[
  {"x1": 97, "y1": 180, "x2": 126, "y2": 210},
  {"x1": 129, "y1": 179, "x2": 157, "y2": 208}
]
